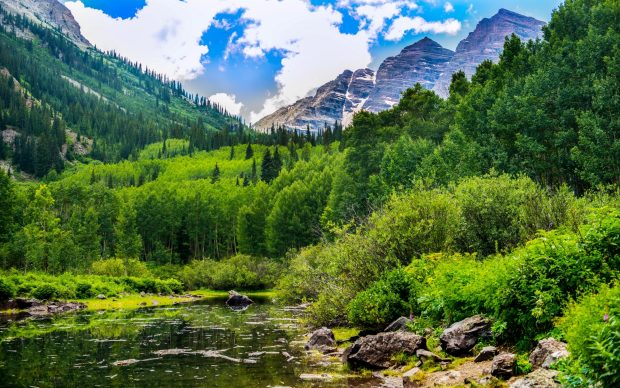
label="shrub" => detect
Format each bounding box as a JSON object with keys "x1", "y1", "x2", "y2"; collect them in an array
[
  {"x1": 32, "y1": 284, "x2": 59, "y2": 300},
  {"x1": 559, "y1": 284, "x2": 620, "y2": 387},
  {"x1": 178, "y1": 255, "x2": 282, "y2": 291},
  {"x1": 0, "y1": 278, "x2": 16, "y2": 301},
  {"x1": 347, "y1": 268, "x2": 419, "y2": 329},
  {"x1": 453, "y1": 174, "x2": 555, "y2": 256},
  {"x1": 92, "y1": 258, "x2": 151, "y2": 278},
  {"x1": 75, "y1": 283, "x2": 94, "y2": 299},
  {"x1": 368, "y1": 188, "x2": 462, "y2": 262}
]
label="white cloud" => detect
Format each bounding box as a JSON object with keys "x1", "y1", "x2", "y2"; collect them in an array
[
  {"x1": 209, "y1": 93, "x2": 243, "y2": 116},
  {"x1": 385, "y1": 16, "x2": 461, "y2": 41},
  {"x1": 66, "y1": 0, "x2": 462, "y2": 122},
  {"x1": 444, "y1": 2, "x2": 454, "y2": 13}
]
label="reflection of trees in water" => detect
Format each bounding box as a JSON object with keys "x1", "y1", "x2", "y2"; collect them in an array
[{"x1": 0, "y1": 299, "x2": 305, "y2": 387}]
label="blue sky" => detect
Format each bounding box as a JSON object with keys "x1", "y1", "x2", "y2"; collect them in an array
[{"x1": 66, "y1": 1, "x2": 563, "y2": 121}]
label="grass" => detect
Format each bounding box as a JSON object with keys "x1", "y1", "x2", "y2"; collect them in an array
[
  {"x1": 80, "y1": 294, "x2": 197, "y2": 310},
  {"x1": 79, "y1": 289, "x2": 277, "y2": 311},
  {"x1": 332, "y1": 327, "x2": 361, "y2": 342}
]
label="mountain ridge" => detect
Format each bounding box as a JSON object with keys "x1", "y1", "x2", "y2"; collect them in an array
[{"x1": 255, "y1": 9, "x2": 545, "y2": 131}]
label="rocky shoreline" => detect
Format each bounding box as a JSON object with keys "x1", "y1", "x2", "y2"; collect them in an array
[{"x1": 303, "y1": 314, "x2": 569, "y2": 387}]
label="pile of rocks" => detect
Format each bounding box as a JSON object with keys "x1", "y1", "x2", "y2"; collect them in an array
[{"x1": 303, "y1": 314, "x2": 570, "y2": 387}]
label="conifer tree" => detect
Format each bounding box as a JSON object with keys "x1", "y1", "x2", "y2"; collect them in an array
[
  {"x1": 261, "y1": 148, "x2": 273, "y2": 183},
  {"x1": 245, "y1": 142, "x2": 254, "y2": 160},
  {"x1": 211, "y1": 163, "x2": 221, "y2": 183}
]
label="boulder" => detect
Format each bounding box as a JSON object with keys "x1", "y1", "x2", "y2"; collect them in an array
[
  {"x1": 305, "y1": 327, "x2": 336, "y2": 353},
  {"x1": 529, "y1": 338, "x2": 569, "y2": 369},
  {"x1": 491, "y1": 353, "x2": 516, "y2": 379},
  {"x1": 440, "y1": 315, "x2": 491, "y2": 355},
  {"x1": 474, "y1": 346, "x2": 499, "y2": 362},
  {"x1": 384, "y1": 316, "x2": 412, "y2": 332},
  {"x1": 344, "y1": 331, "x2": 427, "y2": 369},
  {"x1": 225, "y1": 291, "x2": 253, "y2": 309},
  {"x1": 510, "y1": 369, "x2": 560, "y2": 388},
  {"x1": 96, "y1": 294, "x2": 106, "y2": 300}
]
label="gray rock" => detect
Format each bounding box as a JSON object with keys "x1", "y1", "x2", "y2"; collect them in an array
[
  {"x1": 475, "y1": 346, "x2": 499, "y2": 362},
  {"x1": 225, "y1": 290, "x2": 253, "y2": 309},
  {"x1": 0, "y1": 0, "x2": 91, "y2": 47},
  {"x1": 491, "y1": 353, "x2": 516, "y2": 379},
  {"x1": 344, "y1": 331, "x2": 427, "y2": 369},
  {"x1": 304, "y1": 327, "x2": 336, "y2": 353},
  {"x1": 529, "y1": 338, "x2": 569, "y2": 369},
  {"x1": 363, "y1": 37, "x2": 454, "y2": 113},
  {"x1": 384, "y1": 316, "x2": 412, "y2": 332},
  {"x1": 510, "y1": 369, "x2": 560, "y2": 388},
  {"x1": 96, "y1": 294, "x2": 106, "y2": 300},
  {"x1": 440, "y1": 315, "x2": 491, "y2": 356}
]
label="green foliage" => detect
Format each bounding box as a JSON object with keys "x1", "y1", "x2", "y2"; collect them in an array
[
  {"x1": 368, "y1": 187, "x2": 462, "y2": 262},
  {"x1": 0, "y1": 277, "x2": 15, "y2": 301},
  {"x1": 347, "y1": 268, "x2": 418, "y2": 329},
  {"x1": 453, "y1": 174, "x2": 556, "y2": 255},
  {"x1": 559, "y1": 284, "x2": 620, "y2": 387},
  {"x1": 176, "y1": 255, "x2": 282, "y2": 291},
  {"x1": 91, "y1": 258, "x2": 151, "y2": 278},
  {"x1": 32, "y1": 284, "x2": 60, "y2": 300}
]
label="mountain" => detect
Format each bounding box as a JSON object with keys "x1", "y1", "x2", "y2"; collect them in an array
[
  {"x1": 363, "y1": 37, "x2": 454, "y2": 113},
  {"x1": 255, "y1": 9, "x2": 544, "y2": 131},
  {"x1": 432, "y1": 8, "x2": 545, "y2": 97},
  {"x1": 0, "y1": 0, "x2": 91, "y2": 47}
]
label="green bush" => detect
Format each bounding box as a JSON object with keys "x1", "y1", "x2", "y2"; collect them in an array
[
  {"x1": 347, "y1": 268, "x2": 419, "y2": 329},
  {"x1": 32, "y1": 284, "x2": 59, "y2": 300},
  {"x1": 92, "y1": 258, "x2": 151, "y2": 278},
  {"x1": 75, "y1": 283, "x2": 94, "y2": 298},
  {"x1": 0, "y1": 278, "x2": 16, "y2": 301},
  {"x1": 453, "y1": 174, "x2": 555, "y2": 256},
  {"x1": 177, "y1": 255, "x2": 282, "y2": 291},
  {"x1": 559, "y1": 284, "x2": 620, "y2": 387}
]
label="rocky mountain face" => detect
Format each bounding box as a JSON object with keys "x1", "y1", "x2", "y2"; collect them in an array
[
  {"x1": 0, "y1": 0, "x2": 91, "y2": 48},
  {"x1": 363, "y1": 37, "x2": 453, "y2": 113},
  {"x1": 432, "y1": 8, "x2": 545, "y2": 97},
  {"x1": 255, "y1": 9, "x2": 544, "y2": 131}
]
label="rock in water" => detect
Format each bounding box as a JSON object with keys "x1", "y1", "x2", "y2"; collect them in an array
[
  {"x1": 305, "y1": 327, "x2": 336, "y2": 353},
  {"x1": 225, "y1": 290, "x2": 253, "y2": 309},
  {"x1": 384, "y1": 316, "x2": 412, "y2": 332},
  {"x1": 440, "y1": 315, "x2": 491, "y2": 356},
  {"x1": 529, "y1": 338, "x2": 569, "y2": 369},
  {"x1": 344, "y1": 331, "x2": 427, "y2": 369},
  {"x1": 474, "y1": 346, "x2": 499, "y2": 362},
  {"x1": 491, "y1": 353, "x2": 516, "y2": 379}
]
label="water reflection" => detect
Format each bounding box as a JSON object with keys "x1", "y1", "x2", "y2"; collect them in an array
[{"x1": 0, "y1": 298, "x2": 379, "y2": 387}]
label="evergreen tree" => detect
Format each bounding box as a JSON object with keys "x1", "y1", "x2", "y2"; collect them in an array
[
  {"x1": 261, "y1": 148, "x2": 273, "y2": 183},
  {"x1": 229, "y1": 145, "x2": 235, "y2": 160},
  {"x1": 245, "y1": 142, "x2": 254, "y2": 160},
  {"x1": 273, "y1": 147, "x2": 282, "y2": 177},
  {"x1": 211, "y1": 163, "x2": 221, "y2": 183}
]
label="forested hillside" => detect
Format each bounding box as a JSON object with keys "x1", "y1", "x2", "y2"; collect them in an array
[
  {"x1": 0, "y1": 4, "x2": 245, "y2": 177},
  {"x1": 0, "y1": 0, "x2": 619, "y2": 386}
]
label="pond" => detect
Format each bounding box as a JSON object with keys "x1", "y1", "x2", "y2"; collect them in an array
[{"x1": 0, "y1": 297, "x2": 378, "y2": 387}]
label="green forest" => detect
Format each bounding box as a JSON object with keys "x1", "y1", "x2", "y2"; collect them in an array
[{"x1": 1, "y1": 0, "x2": 619, "y2": 386}]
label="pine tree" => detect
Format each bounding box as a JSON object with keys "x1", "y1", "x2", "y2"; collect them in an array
[
  {"x1": 251, "y1": 158, "x2": 258, "y2": 184},
  {"x1": 229, "y1": 145, "x2": 235, "y2": 160},
  {"x1": 273, "y1": 147, "x2": 282, "y2": 178},
  {"x1": 211, "y1": 163, "x2": 220, "y2": 183},
  {"x1": 261, "y1": 148, "x2": 273, "y2": 183},
  {"x1": 245, "y1": 142, "x2": 254, "y2": 160}
]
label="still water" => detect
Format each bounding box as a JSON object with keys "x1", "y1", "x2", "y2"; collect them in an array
[{"x1": 0, "y1": 297, "x2": 372, "y2": 387}]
